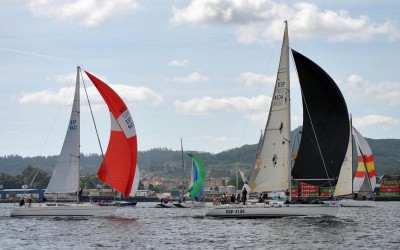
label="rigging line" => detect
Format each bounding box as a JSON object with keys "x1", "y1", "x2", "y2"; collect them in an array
[
  {"x1": 0, "y1": 47, "x2": 76, "y2": 64},
  {"x1": 356, "y1": 143, "x2": 374, "y2": 197},
  {"x1": 80, "y1": 67, "x2": 114, "y2": 194},
  {"x1": 237, "y1": 22, "x2": 285, "y2": 148},
  {"x1": 290, "y1": 52, "x2": 333, "y2": 189},
  {"x1": 38, "y1": 104, "x2": 63, "y2": 156},
  {"x1": 38, "y1": 67, "x2": 80, "y2": 157}
]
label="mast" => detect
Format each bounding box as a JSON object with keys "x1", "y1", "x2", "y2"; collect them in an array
[
  {"x1": 180, "y1": 138, "x2": 185, "y2": 201},
  {"x1": 77, "y1": 67, "x2": 81, "y2": 203},
  {"x1": 285, "y1": 21, "x2": 292, "y2": 202}
]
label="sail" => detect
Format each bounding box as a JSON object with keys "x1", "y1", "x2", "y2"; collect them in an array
[
  {"x1": 249, "y1": 22, "x2": 291, "y2": 192},
  {"x1": 46, "y1": 67, "x2": 80, "y2": 193},
  {"x1": 291, "y1": 50, "x2": 349, "y2": 187},
  {"x1": 85, "y1": 71, "x2": 138, "y2": 197},
  {"x1": 129, "y1": 165, "x2": 140, "y2": 197},
  {"x1": 188, "y1": 153, "x2": 206, "y2": 200},
  {"x1": 334, "y1": 118, "x2": 353, "y2": 197},
  {"x1": 352, "y1": 127, "x2": 376, "y2": 195}
]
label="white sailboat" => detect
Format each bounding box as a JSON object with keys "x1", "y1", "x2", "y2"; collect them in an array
[
  {"x1": 206, "y1": 21, "x2": 348, "y2": 218},
  {"x1": 336, "y1": 126, "x2": 376, "y2": 207},
  {"x1": 10, "y1": 67, "x2": 139, "y2": 218}
]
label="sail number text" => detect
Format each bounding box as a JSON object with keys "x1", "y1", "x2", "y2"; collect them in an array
[
  {"x1": 273, "y1": 81, "x2": 286, "y2": 107},
  {"x1": 69, "y1": 119, "x2": 77, "y2": 131},
  {"x1": 226, "y1": 209, "x2": 245, "y2": 214}
]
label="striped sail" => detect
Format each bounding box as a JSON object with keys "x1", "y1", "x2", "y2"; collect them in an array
[
  {"x1": 249, "y1": 22, "x2": 290, "y2": 192},
  {"x1": 46, "y1": 67, "x2": 80, "y2": 193},
  {"x1": 85, "y1": 71, "x2": 138, "y2": 197},
  {"x1": 352, "y1": 127, "x2": 376, "y2": 194}
]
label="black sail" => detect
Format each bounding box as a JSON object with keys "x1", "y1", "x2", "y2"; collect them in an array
[{"x1": 291, "y1": 50, "x2": 349, "y2": 187}]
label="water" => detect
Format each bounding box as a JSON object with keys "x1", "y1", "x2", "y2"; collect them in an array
[{"x1": 0, "y1": 202, "x2": 399, "y2": 249}]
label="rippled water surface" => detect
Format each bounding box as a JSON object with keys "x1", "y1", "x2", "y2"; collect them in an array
[{"x1": 1, "y1": 202, "x2": 399, "y2": 249}]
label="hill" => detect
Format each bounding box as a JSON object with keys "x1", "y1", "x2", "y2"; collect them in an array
[{"x1": 0, "y1": 138, "x2": 399, "y2": 178}]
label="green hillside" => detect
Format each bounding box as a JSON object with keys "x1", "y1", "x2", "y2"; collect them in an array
[{"x1": 0, "y1": 138, "x2": 399, "y2": 178}]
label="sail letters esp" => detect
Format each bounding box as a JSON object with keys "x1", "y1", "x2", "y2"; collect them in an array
[{"x1": 273, "y1": 81, "x2": 286, "y2": 106}]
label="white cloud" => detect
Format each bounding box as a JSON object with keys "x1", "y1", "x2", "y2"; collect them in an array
[
  {"x1": 353, "y1": 115, "x2": 400, "y2": 128},
  {"x1": 346, "y1": 74, "x2": 400, "y2": 106},
  {"x1": 27, "y1": 0, "x2": 140, "y2": 27},
  {"x1": 171, "y1": 0, "x2": 289, "y2": 26},
  {"x1": 240, "y1": 72, "x2": 275, "y2": 86},
  {"x1": 19, "y1": 84, "x2": 163, "y2": 107},
  {"x1": 171, "y1": 0, "x2": 400, "y2": 42},
  {"x1": 171, "y1": 72, "x2": 210, "y2": 83},
  {"x1": 174, "y1": 95, "x2": 270, "y2": 114},
  {"x1": 168, "y1": 59, "x2": 189, "y2": 66},
  {"x1": 52, "y1": 73, "x2": 77, "y2": 83},
  {"x1": 245, "y1": 112, "x2": 268, "y2": 122}
]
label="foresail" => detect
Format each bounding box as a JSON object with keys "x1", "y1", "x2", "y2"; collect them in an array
[
  {"x1": 291, "y1": 50, "x2": 349, "y2": 187},
  {"x1": 352, "y1": 127, "x2": 376, "y2": 194},
  {"x1": 46, "y1": 67, "x2": 80, "y2": 193},
  {"x1": 249, "y1": 22, "x2": 290, "y2": 192},
  {"x1": 188, "y1": 153, "x2": 206, "y2": 200},
  {"x1": 334, "y1": 118, "x2": 353, "y2": 197},
  {"x1": 85, "y1": 71, "x2": 138, "y2": 198}
]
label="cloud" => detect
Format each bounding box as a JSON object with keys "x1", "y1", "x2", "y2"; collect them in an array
[
  {"x1": 27, "y1": 0, "x2": 140, "y2": 27},
  {"x1": 171, "y1": 0, "x2": 400, "y2": 43},
  {"x1": 168, "y1": 59, "x2": 189, "y2": 66},
  {"x1": 174, "y1": 95, "x2": 271, "y2": 114},
  {"x1": 240, "y1": 72, "x2": 275, "y2": 86},
  {"x1": 353, "y1": 115, "x2": 400, "y2": 128},
  {"x1": 171, "y1": 72, "x2": 210, "y2": 83},
  {"x1": 346, "y1": 74, "x2": 400, "y2": 106},
  {"x1": 19, "y1": 84, "x2": 163, "y2": 107}
]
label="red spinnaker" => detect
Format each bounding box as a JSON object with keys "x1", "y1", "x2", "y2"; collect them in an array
[{"x1": 85, "y1": 71, "x2": 138, "y2": 197}]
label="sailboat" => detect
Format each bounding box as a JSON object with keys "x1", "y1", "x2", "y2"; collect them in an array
[
  {"x1": 336, "y1": 126, "x2": 376, "y2": 207},
  {"x1": 173, "y1": 153, "x2": 206, "y2": 208},
  {"x1": 206, "y1": 21, "x2": 347, "y2": 218},
  {"x1": 10, "y1": 67, "x2": 139, "y2": 218}
]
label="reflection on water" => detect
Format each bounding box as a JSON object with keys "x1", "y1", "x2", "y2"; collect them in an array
[{"x1": 0, "y1": 202, "x2": 399, "y2": 249}]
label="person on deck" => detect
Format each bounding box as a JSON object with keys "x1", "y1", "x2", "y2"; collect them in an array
[
  {"x1": 230, "y1": 194, "x2": 235, "y2": 204},
  {"x1": 242, "y1": 187, "x2": 247, "y2": 205},
  {"x1": 41, "y1": 195, "x2": 47, "y2": 203},
  {"x1": 19, "y1": 198, "x2": 25, "y2": 207}
]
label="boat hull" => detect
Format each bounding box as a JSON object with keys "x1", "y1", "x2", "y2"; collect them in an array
[
  {"x1": 173, "y1": 201, "x2": 206, "y2": 208},
  {"x1": 10, "y1": 203, "x2": 116, "y2": 218},
  {"x1": 156, "y1": 203, "x2": 174, "y2": 208},
  {"x1": 205, "y1": 203, "x2": 340, "y2": 218},
  {"x1": 339, "y1": 199, "x2": 376, "y2": 207}
]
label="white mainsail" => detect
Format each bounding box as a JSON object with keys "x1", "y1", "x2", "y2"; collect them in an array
[
  {"x1": 46, "y1": 68, "x2": 80, "y2": 193},
  {"x1": 249, "y1": 23, "x2": 291, "y2": 192},
  {"x1": 334, "y1": 118, "x2": 353, "y2": 197}
]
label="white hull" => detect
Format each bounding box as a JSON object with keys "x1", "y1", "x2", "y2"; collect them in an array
[
  {"x1": 173, "y1": 201, "x2": 206, "y2": 208},
  {"x1": 10, "y1": 203, "x2": 116, "y2": 218},
  {"x1": 339, "y1": 199, "x2": 376, "y2": 207},
  {"x1": 205, "y1": 202, "x2": 340, "y2": 218}
]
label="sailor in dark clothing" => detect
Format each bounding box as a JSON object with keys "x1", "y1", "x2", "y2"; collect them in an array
[
  {"x1": 242, "y1": 187, "x2": 248, "y2": 205},
  {"x1": 19, "y1": 198, "x2": 25, "y2": 207}
]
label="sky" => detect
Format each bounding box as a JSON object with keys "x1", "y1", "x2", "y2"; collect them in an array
[{"x1": 1, "y1": 0, "x2": 399, "y2": 157}]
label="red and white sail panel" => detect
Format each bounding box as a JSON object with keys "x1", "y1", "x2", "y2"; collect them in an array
[{"x1": 85, "y1": 71, "x2": 138, "y2": 197}]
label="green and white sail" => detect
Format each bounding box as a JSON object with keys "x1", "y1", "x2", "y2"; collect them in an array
[{"x1": 188, "y1": 153, "x2": 206, "y2": 200}]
